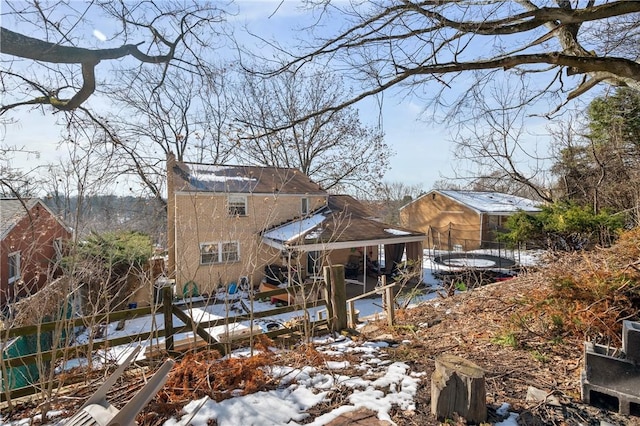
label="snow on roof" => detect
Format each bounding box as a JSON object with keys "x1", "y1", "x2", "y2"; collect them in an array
[
  {"x1": 439, "y1": 190, "x2": 542, "y2": 213},
  {"x1": 384, "y1": 228, "x2": 412, "y2": 236},
  {"x1": 262, "y1": 213, "x2": 327, "y2": 243},
  {"x1": 172, "y1": 160, "x2": 327, "y2": 195},
  {"x1": 189, "y1": 164, "x2": 258, "y2": 183}
]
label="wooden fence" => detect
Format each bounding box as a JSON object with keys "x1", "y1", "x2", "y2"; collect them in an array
[{"x1": 1, "y1": 265, "x2": 395, "y2": 402}]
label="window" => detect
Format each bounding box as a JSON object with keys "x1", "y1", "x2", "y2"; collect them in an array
[
  {"x1": 8, "y1": 252, "x2": 20, "y2": 284},
  {"x1": 200, "y1": 241, "x2": 240, "y2": 265},
  {"x1": 221, "y1": 242, "x2": 239, "y2": 262},
  {"x1": 301, "y1": 197, "x2": 309, "y2": 215},
  {"x1": 228, "y1": 195, "x2": 247, "y2": 216},
  {"x1": 53, "y1": 238, "x2": 63, "y2": 262}
]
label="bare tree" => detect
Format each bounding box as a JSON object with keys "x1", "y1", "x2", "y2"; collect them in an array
[
  {"x1": 453, "y1": 79, "x2": 554, "y2": 202},
  {"x1": 80, "y1": 66, "x2": 237, "y2": 204},
  {"x1": 233, "y1": 69, "x2": 390, "y2": 193},
  {"x1": 0, "y1": 145, "x2": 43, "y2": 197},
  {"x1": 110, "y1": 67, "x2": 236, "y2": 163},
  {"x1": 0, "y1": 1, "x2": 227, "y2": 113},
  {"x1": 258, "y1": 1, "x2": 640, "y2": 124},
  {"x1": 42, "y1": 126, "x2": 120, "y2": 238},
  {"x1": 370, "y1": 181, "x2": 425, "y2": 225}
]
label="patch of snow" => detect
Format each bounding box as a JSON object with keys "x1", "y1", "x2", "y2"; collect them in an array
[
  {"x1": 189, "y1": 164, "x2": 257, "y2": 183},
  {"x1": 263, "y1": 214, "x2": 326, "y2": 242},
  {"x1": 384, "y1": 228, "x2": 411, "y2": 235}
]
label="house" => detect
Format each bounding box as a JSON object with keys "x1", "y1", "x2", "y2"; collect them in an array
[
  {"x1": 0, "y1": 198, "x2": 72, "y2": 308},
  {"x1": 167, "y1": 155, "x2": 425, "y2": 297},
  {"x1": 399, "y1": 190, "x2": 542, "y2": 250}
]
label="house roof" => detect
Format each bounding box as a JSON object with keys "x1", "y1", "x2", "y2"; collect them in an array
[
  {"x1": 171, "y1": 161, "x2": 327, "y2": 195},
  {"x1": 402, "y1": 190, "x2": 542, "y2": 215},
  {"x1": 262, "y1": 195, "x2": 425, "y2": 251},
  {"x1": 1, "y1": 198, "x2": 40, "y2": 240},
  {"x1": 0, "y1": 198, "x2": 71, "y2": 241}
]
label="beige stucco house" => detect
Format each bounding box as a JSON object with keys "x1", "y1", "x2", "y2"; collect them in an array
[
  {"x1": 167, "y1": 156, "x2": 425, "y2": 296},
  {"x1": 399, "y1": 190, "x2": 542, "y2": 251}
]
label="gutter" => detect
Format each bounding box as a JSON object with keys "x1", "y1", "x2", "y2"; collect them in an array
[{"x1": 262, "y1": 234, "x2": 426, "y2": 253}]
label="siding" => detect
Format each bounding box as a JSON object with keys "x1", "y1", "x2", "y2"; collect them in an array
[
  {"x1": 400, "y1": 192, "x2": 481, "y2": 250},
  {"x1": 172, "y1": 191, "x2": 326, "y2": 294},
  {"x1": 1, "y1": 202, "x2": 71, "y2": 306}
]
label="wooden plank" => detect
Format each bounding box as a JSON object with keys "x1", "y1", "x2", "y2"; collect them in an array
[
  {"x1": 1, "y1": 306, "x2": 155, "y2": 340},
  {"x1": 0, "y1": 327, "x2": 190, "y2": 369},
  {"x1": 163, "y1": 286, "x2": 174, "y2": 352},
  {"x1": 171, "y1": 306, "x2": 216, "y2": 345}
]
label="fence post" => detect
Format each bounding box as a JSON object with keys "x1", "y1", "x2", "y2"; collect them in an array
[
  {"x1": 323, "y1": 265, "x2": 347, "y2": 332},
  {"x1": 163, "y1": 286, "x2": 174, "y2": 352},
  {"x1": 384, "y1": 280, "x2": 395, "y2": 327},
  {"x1": 348, "y1": 300, "x2": 357, "y2": 328}
]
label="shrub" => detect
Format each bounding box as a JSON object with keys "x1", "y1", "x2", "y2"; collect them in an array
[{"x1": 500, "y1": 202, "x2": 624, "y2": 250}]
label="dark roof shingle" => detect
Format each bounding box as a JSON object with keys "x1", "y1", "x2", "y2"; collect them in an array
[{"x1": 172, "y1": 162, "x2": 326, "y2": 195}]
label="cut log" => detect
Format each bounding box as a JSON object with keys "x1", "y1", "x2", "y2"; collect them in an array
[{"x1": 431, "y1": 354, "x2": 486, "y2": 423}]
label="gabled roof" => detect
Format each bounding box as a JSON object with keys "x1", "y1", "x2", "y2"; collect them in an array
[
  {"x1": 1, "y1": 198, "x2": 40, "y2": 239},
  {"x1": 171, "y1": 161, "x2": 327, "y2": 195},
  {"x1": 0, "y1": 198, "x2": 70, "y2": 240},
  {"x1": 262, "y1": 195, "x2": 425, "y2": 251},
  {"x1": 402, "y1": 190, "x2": 542, "y2": 215}
]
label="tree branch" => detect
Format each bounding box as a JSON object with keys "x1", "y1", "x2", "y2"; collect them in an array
[{"x1": 0, "y1": 27, "x2": 172, "y2": 64}]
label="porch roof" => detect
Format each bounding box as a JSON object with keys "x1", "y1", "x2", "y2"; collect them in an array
[{"x1": 261, "y1": 195, "x2": 425, "y2": 252}]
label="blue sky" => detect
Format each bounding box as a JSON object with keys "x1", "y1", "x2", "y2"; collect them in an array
[{"x1": 3, "y1": 0, "x2": 558, "y2": 195}]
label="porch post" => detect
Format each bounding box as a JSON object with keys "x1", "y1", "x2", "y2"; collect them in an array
[{"x1": 362, "y1": 245, "x2": 367, "y2": 294}]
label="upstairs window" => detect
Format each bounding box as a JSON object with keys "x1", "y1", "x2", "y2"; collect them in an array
[
  {"x1": 301, "y1": 197, "x2": 309, "y2": 215},
  {"x1": 200, "y1": 241, "x2": 240, "y2": 265},
  {"x1": 8, "y1": 252, "x2": 20, "y2": 284},
  {"x1": 228, "y1": 195, "x2": 247, "y2": 216}
]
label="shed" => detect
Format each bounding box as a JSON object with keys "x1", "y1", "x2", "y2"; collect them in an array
[{"x1": 399, "y1": 190, "x2": 542, "y2": 250}]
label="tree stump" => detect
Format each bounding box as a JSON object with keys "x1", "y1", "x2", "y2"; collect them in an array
[{"x1": 431, "y1": 354, "x2": 486, "y2": 423}]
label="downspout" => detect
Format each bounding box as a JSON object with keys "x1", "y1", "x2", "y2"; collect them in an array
[
  {"x1": 166, "y1": 153, "x2": 177, "y2": 280},
  {"x1": 173, "y1": 193, "x2": 178, "y2": 281},
  {"x1": 363, "y1": 246, "x2": 367, "y2": 294},
  {"x1": 479, "y1": 213, "x2": 483, "y2": 249}
]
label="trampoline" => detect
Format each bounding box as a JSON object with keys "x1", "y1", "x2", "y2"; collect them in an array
[{"x1": 433, "y1": 253, "x2": 516, "y2": 269}]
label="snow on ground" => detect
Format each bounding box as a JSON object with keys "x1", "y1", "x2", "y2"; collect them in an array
[
  {"x1": 0, "y1": 249, "x2": 538, "y2": 426},
  {"x1": 163, "y1": 336, "x2": 423, "y2": 426}
]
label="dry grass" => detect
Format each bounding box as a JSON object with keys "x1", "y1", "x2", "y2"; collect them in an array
[{"x1": 517, "y1": 227, "x2": 640, "y2": 346}]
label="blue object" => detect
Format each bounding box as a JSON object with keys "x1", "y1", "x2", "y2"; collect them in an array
[{"x1": 228, "y1": 282, "x2": 238, "y2": 294}]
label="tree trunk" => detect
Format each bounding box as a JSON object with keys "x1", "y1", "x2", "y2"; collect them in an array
[{"x1": 431, "y1": 354, "x2": 486, "y2": 423}]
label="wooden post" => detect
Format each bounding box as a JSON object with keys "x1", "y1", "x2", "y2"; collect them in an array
[
  {"x1": 163, "y1": 286, "x2": 174, "y2": 352},
  {"x1": 348, "y1": 300, "x2": 357, "y2": 328},
  {"x1": 431, "y1": 354, "x2": 486, "y2": 423},
  {"x1": 384, "y1": 286, "x2": 395, "y2": 327},
  {"x1": 323, "y1": 265, "x2": 347, "y2": 332},
  {"x1": 378, "y1": 275, "x2": 395, "y2": 326}
]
